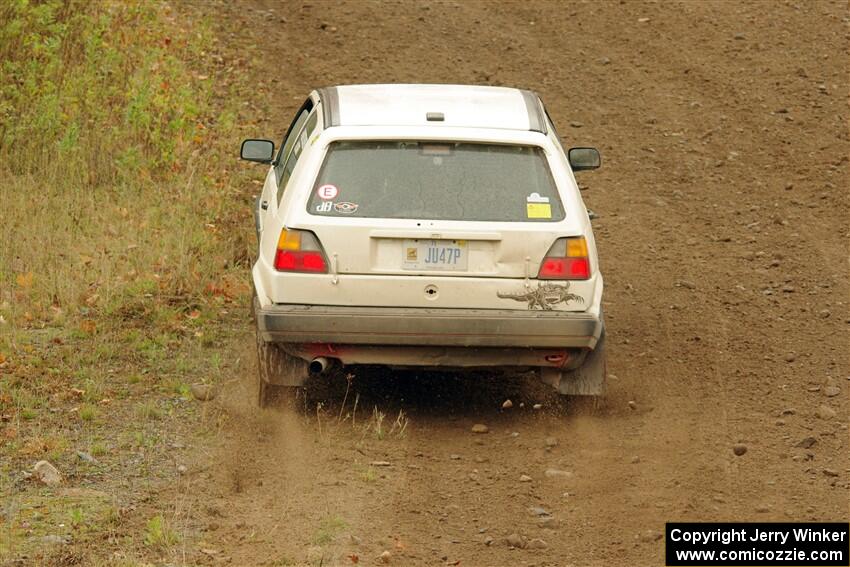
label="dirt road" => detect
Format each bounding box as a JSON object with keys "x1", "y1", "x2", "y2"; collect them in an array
[{"x1": 171, "y1": 1, "x2": 848, "y2": 565}]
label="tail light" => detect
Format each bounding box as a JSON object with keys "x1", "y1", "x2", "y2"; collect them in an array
[
  {"x1": 273, "y1": 229, "x2": 329, "y2": 273},
  {"x1": 538, "y1": 237, "x2": 590, "y2": 280}
]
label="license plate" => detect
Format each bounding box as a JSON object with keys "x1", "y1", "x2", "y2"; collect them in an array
[{"x1": 402, "y1": 239, "x2": 468, "y2": 271}]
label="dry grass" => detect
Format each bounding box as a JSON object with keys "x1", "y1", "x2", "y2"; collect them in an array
[
  {"x1": 0, "y1": 0, "x2": 256, "y2": 337},
  {"x1": 0, "y1": 0, "x2": 260, "y2": 562}
]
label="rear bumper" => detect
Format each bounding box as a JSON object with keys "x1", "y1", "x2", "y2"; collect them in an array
[{"x1": 256, "y1": 304, "x2": 602, "y2": 349}]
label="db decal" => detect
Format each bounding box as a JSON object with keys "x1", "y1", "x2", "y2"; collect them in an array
[
  {"x1": 315, "y1": 201, "x2": 333, "y2": 213},
  {"x1": 334, "y1": 202, "x2": 359, "y2": 214},
  {"x1": 317, "y1": 184, "x2": 339, "y2": 200}
]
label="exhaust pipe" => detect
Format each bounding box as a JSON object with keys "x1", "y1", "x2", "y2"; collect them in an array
[{"x1": 309, "y1": 357, "x2": 331, "y2": 375}]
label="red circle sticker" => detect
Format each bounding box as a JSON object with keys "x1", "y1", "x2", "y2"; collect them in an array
[{"x1": 317, "y1": 184, "x2": 339, "y2": 200}]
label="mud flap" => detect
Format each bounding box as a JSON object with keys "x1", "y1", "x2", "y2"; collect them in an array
[
  {"x1": 261, "y1": 341, "x2": 310, "y2": 387},
  {"x1": 540, "y1": 331, "x2": 606, "y2": 396},
  {"x1": 254, "y1": 296, "x2": 309, "y2": 387}
]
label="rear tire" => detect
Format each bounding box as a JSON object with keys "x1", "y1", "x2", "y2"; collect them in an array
[
  {"x1": 255, "y1": 331, "x2": 306, "y2": 408},
  {"x1": 540, "y1": 330, "x2": 607, "y2": 412},
  {"x1": 568, "y1": 330, "x2": 606, "y2": 390},
  {"x1": 253, "y1": 295, "x2": 308, "y2": 409}
]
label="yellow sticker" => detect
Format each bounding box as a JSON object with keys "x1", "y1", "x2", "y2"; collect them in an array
[{"x1": 527, "y1": 203, "x2": 552, "y2": 219}]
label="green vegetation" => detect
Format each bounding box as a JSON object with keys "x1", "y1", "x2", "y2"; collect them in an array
[
  {"x1": 0, "y1": 0, "x2": 253, "y2": 339},
  {"x1": 136, "y1": 400, "x2": 163, "y2": 421},
  {"x1": 144, "y1": 514, "x2": 180, "y2": 548},
  {"x1": 0, "y1": 490, "x2": 115, "y2": 556},
  {"x1": 0, "y1": 0, "x2": 256, "y2": 562},
  {"x1": 311, "y1": 515, "x2": 349, "y2": 545},
  {"x1": 356, "y1": 463, "x2": 378, "y2": 483},
  {"x1": 78, "y1": 403, "x2": 98, "y2": 422}
]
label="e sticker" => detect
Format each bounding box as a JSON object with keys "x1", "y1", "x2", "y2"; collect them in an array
[
  {"x1": 317, "y1": 184, "x2": 339, "y2": 200},
  {"x1": 527, "y1": 203, "x2": 552, "y2": 219}
]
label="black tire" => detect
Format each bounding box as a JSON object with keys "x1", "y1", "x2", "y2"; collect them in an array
[
  {"x1": 255, "y1": 329, "x2": 306, "y2": 408},
  {"x1": 557, "y1": 330, "x2": 607, "y2": 413},
  {"x1": 253, "y1": 294, "x2": 308, "y2": 409}
]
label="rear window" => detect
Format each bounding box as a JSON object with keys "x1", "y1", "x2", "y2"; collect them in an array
[{"x1": 307, "y1": 141, "x2": 564, "y2": 222}]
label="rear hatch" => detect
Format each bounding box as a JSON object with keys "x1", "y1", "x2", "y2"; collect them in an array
[{"x1": 277, "y1": 141, "x2": 595, "y2": 311}]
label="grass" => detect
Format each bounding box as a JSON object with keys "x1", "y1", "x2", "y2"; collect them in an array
[
  {"x1": 90, "y1": 442, "x2": 107, "y2": 457},
  {"x1": 0, "y1": 490, "x2": 115, "y2": 556},
  {"x1": 132, "y1": 431, "x2": 158, "y2": 450},
  {"x1": 362, "y1": 407, "x2": 410, "y2": 441},
  {"x1": 136, "y1": 401, "x2": 163, "y2": 421},
  {"x1": 356, "y1": 463, "x2": 378, "y2": 483},
  {"x1": 144, "y1": 515, "x2": 180, "y2": 549},
  {"x1": 0, "y1": 0, "x2": 255, "y2": 377},
  {"x1": 68, "y1": 507, "x2": 85, "y2": 528},
  {"x1": 311, "y1": 515, "x2": 349, "y2": 546},
  {"x1": 0, "y1": 0, "x2": 258, "y2": 562},
  {"x1": 79, "y1": 404, "x2": 98, "y2": 422}
]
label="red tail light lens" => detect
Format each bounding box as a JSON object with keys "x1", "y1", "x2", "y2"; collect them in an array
[
  {"x1": 538, "y1": 257, "x2": 589, "y2": 279},
  {"x1": 274, "y1": 250, "x2": 327, "y2": 272},
  {"x1": 538, "y1": 237, "x2": 591, "y2": 280},
  {"x1": 273, "y1": 229, "x2": 329, "y2": 273}
]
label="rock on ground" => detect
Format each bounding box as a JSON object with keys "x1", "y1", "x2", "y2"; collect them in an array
[
  {"x1": 76, "y1": 451, "x2": 98, "y2": 463},
  {"x1": 538, "y1": 516, "x2": 558, "y2": 528},
  {"x1": 191, "y1": 383, "x2": 216, "y2": 401},
  {"x1": 815, "y1": 405, "x2": 836, "y2": 420},
  {"x1": 528, "y1": 538, "x2": 549, "y2": 549},
  {"x1": 33, "y1": 460, "x2": 62, "y2": 486}
]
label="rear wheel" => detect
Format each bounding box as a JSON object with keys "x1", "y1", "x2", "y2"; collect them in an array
[
  {"x1": 253, "y1": 296, "x2": 309, "y2": 409},
  {"x1": 567, "y1": 331, "x2": 606, "y2": 390},
  {"x1": 540, "y1": 330, "x2": 607, "y2": 412},
  {"x1": 255, "y1": 331, "x2": 308, "y2": 408}
]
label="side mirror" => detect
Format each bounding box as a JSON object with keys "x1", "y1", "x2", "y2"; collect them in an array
[
  {"x1": 568, "y1": 147, "x2": 601, "y2": 171},
  {"x1": 240, "y1": 139, "x2": 275, "y2": 164}
]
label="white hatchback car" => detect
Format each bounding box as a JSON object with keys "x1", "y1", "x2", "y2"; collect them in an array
[{"x1": 241, "y1": 84, "x2": 606, "y2": 407}]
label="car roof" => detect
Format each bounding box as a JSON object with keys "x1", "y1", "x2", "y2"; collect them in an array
[{"x1": 318, "y1": 84, "x2": 547, "y2": 133}]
